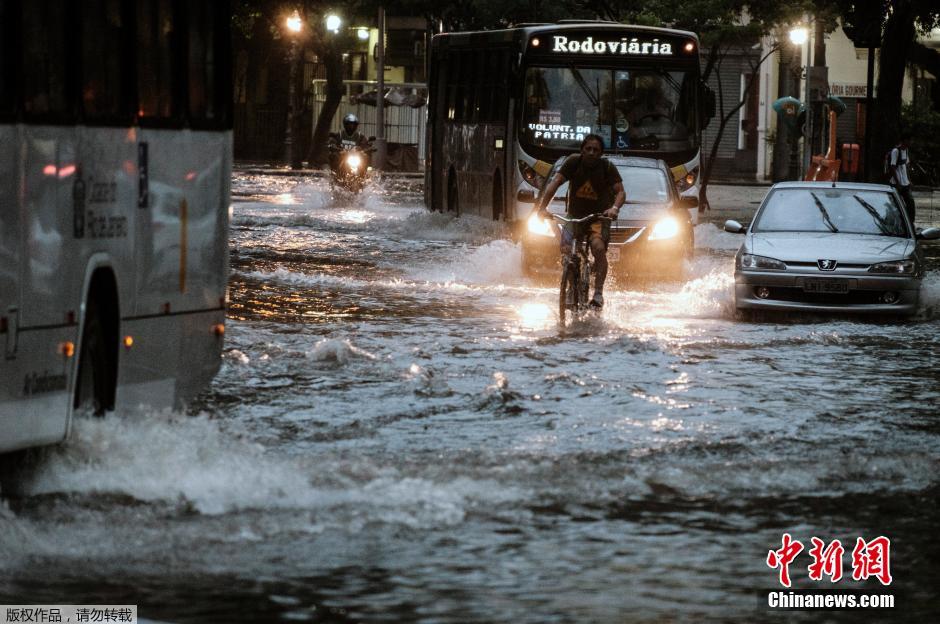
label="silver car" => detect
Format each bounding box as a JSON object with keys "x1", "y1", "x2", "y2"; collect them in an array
[{"x1": 725, "y1": 182, "x2": 940, "y2": 316}]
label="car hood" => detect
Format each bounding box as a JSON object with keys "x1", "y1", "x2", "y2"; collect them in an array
[
  {"x1": 546, "y1": 200, "x2": 674, "y2": 224},
  {"x1": 748, "y1": 232, "x2": 914, "y2": 263}
]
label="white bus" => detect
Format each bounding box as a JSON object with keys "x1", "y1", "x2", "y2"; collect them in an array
[
  {"x1": 0, "y1": 1, "x2": 231, "y2": 455},
  {"x1": 425, "y1": 20, "x2": 714, "y2": 223}
]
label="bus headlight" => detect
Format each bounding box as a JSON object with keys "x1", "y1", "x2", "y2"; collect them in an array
[
  {"x1": 346, "y1": 154, "x2": 362, "y2": 170},
  {"x1": 518, "y1": 160, "x2": 545, "y2": 189},
  {"x1": 527, "y1": 213, "x2": 554, "y2": 237},
  {"x1": 676, "y1": 166, "x2": 699, "y2": 192},
  {"x1": 648, "y1": 216, "x2": 680, "y2": 240}
]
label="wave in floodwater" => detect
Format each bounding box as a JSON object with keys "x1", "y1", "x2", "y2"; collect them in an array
[{"x1": 8, "y1": 412, "x2": 524, "y2": 527}]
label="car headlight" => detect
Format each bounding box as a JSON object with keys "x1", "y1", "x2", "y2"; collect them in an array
[
  {"x1": 346, "y1": 154, "x2": 362, "y2": 170},
  {"x1": 648, "y1": 216, "x2": 680, "y2": 240},
  {"x1": 527, "y1": 212, "x2": 554, "y2": 237},
  {"x1": 676, "y1": 166, "x2": 699, "y2": 192},
  {"x1": 518, "y1": 160, "x2": 546, "y2": 189},
  {"x1": 739, "y1": 253, "x2": 786, "y2": 270},
  {"x1": 869, "y1": 259, "x2": 916, "y2": 274}
]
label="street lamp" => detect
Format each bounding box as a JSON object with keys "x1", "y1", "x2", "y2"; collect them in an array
[
  {"x1": 788, "y1": 27, "x2": 808, "y2": 45},
  {"x1": 325, "y1": 14, "x2": 341, "y2": 34},
  {"x1": 789, "y1": 23, "x2": 812, "y2": 178},
  {"x1": 284, "y1": 10, "x2": 303, "y2": 168}
]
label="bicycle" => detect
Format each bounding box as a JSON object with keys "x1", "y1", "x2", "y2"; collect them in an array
[{"x1": 550, "y1": 213, "x2": 612, "y2": 324}]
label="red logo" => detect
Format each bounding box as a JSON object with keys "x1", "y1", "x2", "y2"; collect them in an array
[
  {"x1": 767, "y1": 535, "x2": 892, "y2": 587},
  {"x1": 766, "y1": 533, "x2": 804, "y2": 588},
  {"x1": 851, "y1": 536, "x2": 893, "y2": 586}
]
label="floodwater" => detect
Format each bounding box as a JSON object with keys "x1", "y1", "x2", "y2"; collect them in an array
[{"x1": 2, "y1": 173, "x2": 938, "y2": 623}]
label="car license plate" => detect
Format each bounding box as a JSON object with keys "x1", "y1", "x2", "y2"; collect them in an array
[
  {"x1": 803, "y1": 278, "x2": 849, "y2": 294},
  {"x1": 608, "y1": 246, "x2": 621, "y2": 262}
]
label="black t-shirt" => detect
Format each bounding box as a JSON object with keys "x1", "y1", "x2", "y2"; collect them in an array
[{"x1": 559, "y1": 155, "x2": 622, "y2": 218}]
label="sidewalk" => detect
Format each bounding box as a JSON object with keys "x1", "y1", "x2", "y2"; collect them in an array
[{"x1": 699, "y1": 185, "x2": 940, "y2": 229}]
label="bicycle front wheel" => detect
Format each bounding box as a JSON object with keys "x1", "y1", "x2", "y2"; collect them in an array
[
  {"x1": 579, "y1": 256, "x2": 592, "y2": 308},
  {"x1": 559, "y1": 262, "x2": 578, "y2": 324}
]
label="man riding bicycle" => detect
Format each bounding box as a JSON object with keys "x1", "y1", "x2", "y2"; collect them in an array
[{"x1": 535, "y1": 134, "x2": 625, "y2": 308}]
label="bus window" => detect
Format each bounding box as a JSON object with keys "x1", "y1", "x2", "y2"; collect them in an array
[
  {"x1": 187, "y1": 2, "x2": 218, "y2": 122},
  {"x1": 137, "y1": 0, "x2": 178, "y2": 121},
  {"x1": 81, "y1": 0, "x2": 128, "y2": 120},
  {"x1": 21, "y1": 0, "x2": 70, "y2": 117}
]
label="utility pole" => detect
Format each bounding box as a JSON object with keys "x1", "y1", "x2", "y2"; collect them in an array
[{"x1": 374, "y1": 6, "x2": 387, "y2": 170}]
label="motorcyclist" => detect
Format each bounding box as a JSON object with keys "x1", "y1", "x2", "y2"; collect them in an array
[{"x1": 328, "y1": 114, "x2": 371, "y2": 172}]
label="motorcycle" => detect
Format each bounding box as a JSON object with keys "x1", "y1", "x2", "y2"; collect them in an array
[{"x1": 329, "y1": 137, "x2": 375, "y2": 194}]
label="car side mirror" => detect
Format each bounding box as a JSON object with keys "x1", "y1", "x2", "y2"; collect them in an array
[
  {"x1": 679, "y1": 196, "x2": 699, "y2": 209},
  {"x1": 724, "y1": 219, "x2": 746, "y2": 234},
  {"x1": 917, "y1": 227, "x2": 940, "y2": 240},
  {"x1": 517, "y1": 189, "x2": 536, "y2": 203}
]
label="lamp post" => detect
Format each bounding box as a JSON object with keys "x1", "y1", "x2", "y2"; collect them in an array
[
  {"x1": 789, "y1": 25, "x2": 809, "y2": 179},
  {"x1": 284, "y1": 10, "x2": 303, "y2": 169}
]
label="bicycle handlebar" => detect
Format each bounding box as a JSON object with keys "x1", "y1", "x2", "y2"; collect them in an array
[{"x1": 549, "y1": 213, "x2": 613, "y2": 225}]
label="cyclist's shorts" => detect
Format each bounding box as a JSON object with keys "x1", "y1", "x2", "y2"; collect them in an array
[{"x1": 560, "y1": 220, "x2": 610, "y2": 251}]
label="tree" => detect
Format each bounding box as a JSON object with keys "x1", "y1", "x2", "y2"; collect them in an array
[
  {"x1": 835, "y1": 1, "x2": 940, "y2": 180},
  {"x1": 591, "y1": 1, "x2": 811, "y2": 209}
]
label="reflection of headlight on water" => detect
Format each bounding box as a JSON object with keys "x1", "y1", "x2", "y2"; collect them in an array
[
  {"x1": 517, "y1": 302, "x2": 552, "y2": 329},
  {"x1": 527, "y1": 213, "x2": 554, "y2": 237},
  {"x1": 346, "y1": 154, "x2": 362, "y2": 170},
  {"x1": 648, "y1": 216, "x2": 680, "y2": 240}
]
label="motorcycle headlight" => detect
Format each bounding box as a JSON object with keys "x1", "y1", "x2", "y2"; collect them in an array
[
  {"x1": 739, "y1": 254, "x2": 786, "y2": 270},
  {"x1": 527, "y1": 212, "x2": 554, "y2": 237},
  {"x1": 346, "y1": 154, "x2": 362, "y2": 170},
  {"x1": 648, "y1": 216, "x2": 680, "y2": 241},
  {"x1": 676, "y1": 166, "x2": 699, "y2": 192},
  {"x1": 869, "y1": 259, "x2": 916, "y2": 274}
]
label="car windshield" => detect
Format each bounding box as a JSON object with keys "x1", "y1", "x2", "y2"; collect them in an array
[
  {"x1": 521, "y1": 66, "x2": 697, "y2": 153},
  {"x1": 617, "y1": 166, "x2": 671, "y2": 203},
  {"x1": 547, "y1": 162, "x2": 672, "y2": 205},
  {"x1": 753, "y1": 188, "x2": 909, "y2": 237}
]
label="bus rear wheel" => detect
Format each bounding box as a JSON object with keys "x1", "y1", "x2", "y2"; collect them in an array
[
  {"x1": 492, "y1": 173, "x2": 503, "y2": 221},
  {"x1": 447, "y1": 171, "x2": 458, "y2": 214},
  {"x1": 74, "y1": 301, "x2": 112, "y2": 417}
]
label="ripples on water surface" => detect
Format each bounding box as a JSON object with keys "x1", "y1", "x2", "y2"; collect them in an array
[{"x1": 2, "y1": 173, "x2": 938, "y2": 623}]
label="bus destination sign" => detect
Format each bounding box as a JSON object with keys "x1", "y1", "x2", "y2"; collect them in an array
[{"x1": 549, "y1": 35, "x2": 675, "y2": 56}]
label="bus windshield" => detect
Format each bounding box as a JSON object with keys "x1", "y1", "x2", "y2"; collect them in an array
[{"x1": 521, "y1": 66, "x2": 698, "y2": 154}]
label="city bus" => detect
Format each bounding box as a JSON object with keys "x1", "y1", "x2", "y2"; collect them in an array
[
  {"x1": 424, "y1": 20, "x2": 713, "y2": 223},
  {"x1": 0, "y1": 1, "x2": 231, "y2": 456}
]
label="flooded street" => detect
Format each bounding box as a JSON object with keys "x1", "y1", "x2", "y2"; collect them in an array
[{"x1": 2, "y1": 172, "x2": 939, "y2": 622}]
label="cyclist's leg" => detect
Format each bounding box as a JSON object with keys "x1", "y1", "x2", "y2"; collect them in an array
[
  {"x1": 560, "y1": 223, "x2": 574, "y2": 256},
  {"x1": 588, "y1": 223, "x2": 607, "y2": 303}
]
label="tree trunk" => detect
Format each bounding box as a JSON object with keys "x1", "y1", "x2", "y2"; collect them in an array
[
  {"x1": 699, "y1": 44, "x2": 776, "y2": 212},
  {"x1": 307, "y1": 46, "x2": 344, "y2": 166},
  {"x1": 874, "y1": 0, "x2": 916, "y2": 167}
]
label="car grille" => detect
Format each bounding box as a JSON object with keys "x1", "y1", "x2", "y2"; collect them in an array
[
  {"x1": 766, "y1": 287, "x2": 886, "y2": 305},
  {"x1": 610, "y1": 227, "x2": 644, "y2": 244}
]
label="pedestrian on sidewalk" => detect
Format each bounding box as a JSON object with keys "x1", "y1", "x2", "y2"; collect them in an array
[{"x1": 888, "y1": 131, "x2": 915, "y2": 225}]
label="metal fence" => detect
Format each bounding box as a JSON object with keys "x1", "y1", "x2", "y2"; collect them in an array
[{"x1": 311, "y1": 80, "x2": 427, "y2": 163}]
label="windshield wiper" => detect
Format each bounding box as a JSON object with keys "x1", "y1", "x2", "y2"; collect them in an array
[
  {"x1": 810, "y1": 192, "x2": 839, "y2": 233},
  {"x1": 568, "y1": 65, "x2": 599, "y2": 108},
  {"x1": 852, "y1": 194, "x2": 896, "y2": 236}
]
